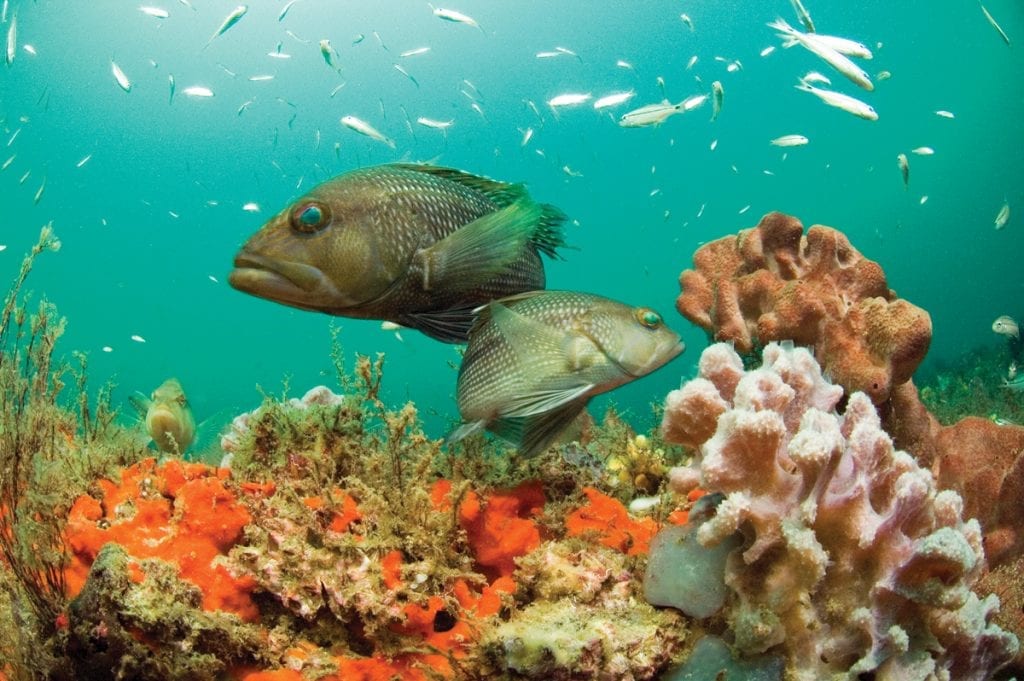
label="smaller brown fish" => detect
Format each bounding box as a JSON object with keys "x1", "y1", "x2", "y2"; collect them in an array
[
  {"x1": 130, "y1": 378, "x2": 195, "y2": 454},
  {"x1": 450, "y1": 291, "x2": 684, "y2": 457},
  {"x1": 230, "y1": 164, "x2": 566, "y2": 342},
  {"x1": 992, "y1": 314, "x2": 1019, "y2": 340}
]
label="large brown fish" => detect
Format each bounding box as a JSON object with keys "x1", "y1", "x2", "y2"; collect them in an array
[
  {"x1": 450, "y1": 291, "x2": 684, "y2": 457},
  {"x1": 229, "y1": 163, "x2": 566, "y2": 342}
]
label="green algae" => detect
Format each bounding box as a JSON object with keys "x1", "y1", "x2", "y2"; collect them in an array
[
  {"x1": 918, "y1": 344, "x2": 1024, "y2": 426},
  {"x1": 0, "y1": 227, "x2": 150, "y2": 679}
]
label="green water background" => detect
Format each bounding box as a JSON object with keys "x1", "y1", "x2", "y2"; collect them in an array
[{"x1": 1, "y1": 0, "x2": 1021, "y2": 441}]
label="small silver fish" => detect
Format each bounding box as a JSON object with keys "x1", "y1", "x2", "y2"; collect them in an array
[
  {"x1": 278, "y1": 0, "x2": 300, "y2": 22},
  {"x1": 320, "y1": 39, "x2": 340, "y2": 71},
  {"x1": 795, "y1": 82, "x2": 878, "y2": 120},
  {"x1": 111, "y1": 60, "x2": 132, "y2": 92},
  {"x1": 547, "y1": 92, "x2": 591, "y2": 108},
  {"x1": 593, "y1": 91, "x2": 635, "y2": 110},
  {"x1": 771, "y1": 18, "x2": 873, "y2": 91},
  {"x1": 432, "y1": 6, "x2": 482, "y2": 31},
  {"x1": 139, "y1": 6, "x2": 170, "y2": 19},
  {"x1": 771, "y1": 134, "x2": 809, "y2": 147},
  {"x1": 206, "y1": 5, "x2": 248, "y2": 48},
  {"x1": 995, "y1": 201, "x2": 1010, "y2": 230},
  {"x1": 790, "y1": 0, "x2": 815, "y2": 33},
  {"x1": 980, "y1": 4, "x2": 1010, "y2": 46},
  {"x1": 400, "y1": 46, "x2": 431, "y2": 58},
  {"x1": 393, "y1": 63, "x2": 419, "y2": 87},
  {"x1": 340, "y1": 115, "x2": 394, "y2": 148},
  {"x1": 416, "y1": 116, "x2": 454, "y2": 130},
  {"x1": 1002, "y1": 374, "x2": 1024, "y2": 392},
  {"x1": 992, "y1": 315, "x2": 1019, "y2": 340},
  {"x1": 5, "y1": 14, "x2": 15, "y2": 67},
  {"x1": 450, "y1": 291, "x2": 683, "y2": 456},
  {"x1": 182, "y1": 85, "x2": 214, "y2": 97},
  {"x1": 897, "y1": 153, "x2": 909, "y2": 189},
  {"x1": 619, "y1": 99, "x2": 687, "y2": 127},
  {"x1": 711, "y1": 81, "x2": 724, "y2": 121}
]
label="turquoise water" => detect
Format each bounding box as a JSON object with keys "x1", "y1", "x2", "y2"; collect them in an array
[{"x1": 1, "y1": 1, "x2": 1022, "y2": 441}]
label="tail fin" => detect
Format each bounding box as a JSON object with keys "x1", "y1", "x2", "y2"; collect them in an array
[
  {"x1": 767, "y1": 17, "x2": 797, "y2": 34},
  {"x1": 532, "y1": 204, "x2": 567, "y2": 259}
]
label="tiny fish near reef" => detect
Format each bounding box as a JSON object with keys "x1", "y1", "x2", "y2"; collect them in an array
[
  {"x1": 450, "y1": 290, "x2": 683, "y2": 457},
  {"x1": 229, "y1": 163, "x2": 566, "y2": 342}
]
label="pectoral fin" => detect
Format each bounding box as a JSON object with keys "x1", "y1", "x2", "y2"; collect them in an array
[
  {"x1": 491, "y1": 397, "x2": 590, "y2": 458},
  {"x1": 416, "y1": 197, "x2": 543, "y2": 293},
  {"x1": 400, "y1": 305, "x2": 481, "y2": 343},
  {"x1": 128, "y1": 392, "x2": 152, "y2": 418}
]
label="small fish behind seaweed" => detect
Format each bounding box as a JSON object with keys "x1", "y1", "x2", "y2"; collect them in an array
[
  {"x1": 229, "y1": 163, "x2": 566, "y2": 343},
  {"x1": 129, "y1": 378, "x2": 195, "y2": 454},
  {"x1": 449, "y1": 290, "x2": 683, "y2": 457}
]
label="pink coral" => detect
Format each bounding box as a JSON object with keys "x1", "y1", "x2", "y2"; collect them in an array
[
  {"x1": 658, "y1": 342, "x2": 1018, "y2": 680},
  {"x1": 676, "y1": 212, "x2": 932, "y2": 404}
]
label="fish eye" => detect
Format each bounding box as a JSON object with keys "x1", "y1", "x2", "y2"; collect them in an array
[
  {"x1": 634, "y1": 308, "x2": 662, "y2": 329},
  {"x1": 291, "y1": 201, "x2": 330, "y2": 234}
]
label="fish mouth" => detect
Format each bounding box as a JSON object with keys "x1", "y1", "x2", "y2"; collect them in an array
[
  {"x1": 629, "y1": 338, "x2": 685, "y2": 377},
  {"x1": 229, "y1": 251, "x2": 344, "y2": 309}
]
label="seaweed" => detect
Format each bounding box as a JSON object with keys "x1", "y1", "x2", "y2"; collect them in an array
[{"x1": 0, "y1": 226, "x2": 145, "y2": 679}]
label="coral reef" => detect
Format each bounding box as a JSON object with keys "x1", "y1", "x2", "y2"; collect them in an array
[
  {"x1": 656, "y1": 341, "x2": 1019, "y2": 679},
  {"x1": 933, "y1": 417, "x2": 1024, "y2": 569},
  {"x1": 0, "y1": 344, "x2": 688, "y2": 681},
  {"x1": 676, "y1": 211, "x2": 932, "y2": 404}
]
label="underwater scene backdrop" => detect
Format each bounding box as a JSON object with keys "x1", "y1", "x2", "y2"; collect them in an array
[
  {"x1": 3, "y1": 2, "x2": 1024, "y2": 680},
  {"x1": 2, "y1": 0, "x2": 1022, "y2": 439}
]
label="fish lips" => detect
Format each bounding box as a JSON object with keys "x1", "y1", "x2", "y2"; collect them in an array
[
  {"x1": 229, "y1": 251, "x2": 350, "y2": 310},
  {"x1": 629, "y1": 337, "x2": 685, "y2": 377}
]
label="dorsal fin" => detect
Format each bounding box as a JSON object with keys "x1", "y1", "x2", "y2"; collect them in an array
[{"x1": 389, "y1": 163, "x2": 525, "y2": 206}]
